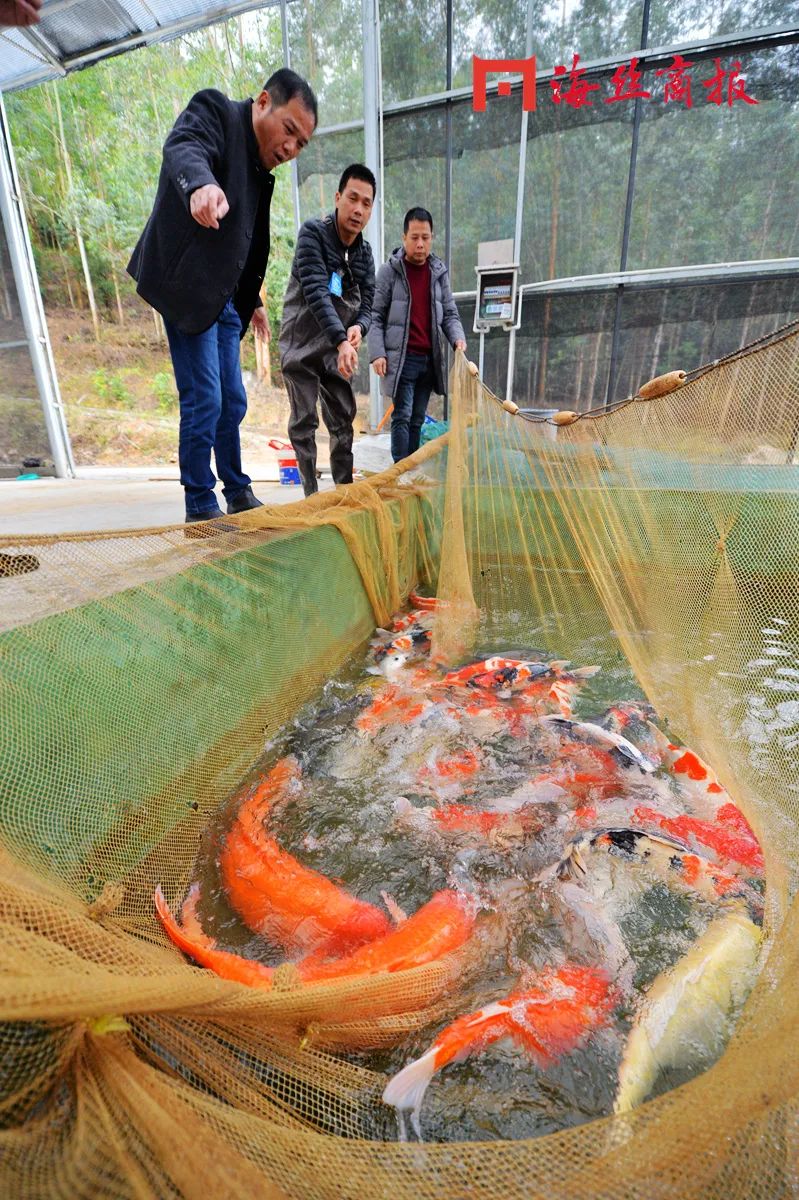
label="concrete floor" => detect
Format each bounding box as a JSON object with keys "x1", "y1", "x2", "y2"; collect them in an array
[{"x1": 0, "y1": 460, "x2": 334, "y2": 536}]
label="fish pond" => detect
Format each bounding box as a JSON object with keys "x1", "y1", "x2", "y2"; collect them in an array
[{"x1": 166, "y1": 599, "x2": 773, "y2": 1144}]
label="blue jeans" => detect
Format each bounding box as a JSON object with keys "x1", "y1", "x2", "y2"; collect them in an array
[
  {"x1": 391, "y1": 351, "x2": 434, "y2": 463},
  {"x1": 164, "y1": 299, "x2": 251, "y2": 517}
]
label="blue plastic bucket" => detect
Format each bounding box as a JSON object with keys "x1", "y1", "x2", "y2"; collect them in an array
[
  {"x1": 269, "y1": 439, "x2": 301, "y2": 486},
  {"x1": 278, "y1": 462, "x2": 301, "y2": 485}
]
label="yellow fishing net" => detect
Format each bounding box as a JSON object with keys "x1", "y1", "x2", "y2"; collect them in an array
[{"x1": 1, "y1": 329, "x2": 798, "y2": 1198}]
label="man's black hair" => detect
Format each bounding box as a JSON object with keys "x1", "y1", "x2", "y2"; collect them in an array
[
  {"x1": 338, "y1": 163, "x2": 377, "y2": 198},
  {"x1": 263, "y1": 68, "x2": 318, "y2": 126},
  {"x1": 403, "y1": 207, "x2": 434, "y2": 233}
]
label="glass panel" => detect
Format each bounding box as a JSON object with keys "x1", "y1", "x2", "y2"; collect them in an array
[
  {"x1": 452, "y1": 0, "x2": 528, "y2": 90},
  {"x1": 646, "y1": 0, "x2": 798, "y2": 51},
  {"x1": 612, "y1": 274, "x2": 799, "y2": 402},
  {"x1": 382, "y1": 107, "x2": 447, "y2": 259},
  {"x1": 512, "y1": 287, "x2": 617, "y2": 408},
  {"x1": 0, "y1": 34, "x2": 50, "y2": 93},
  {"x1": 296, "y1": 128, "x2": 366, "y2": 223},
  {"x1": 479, "y1": 323, "x2": 514, "y2": 400},
  {"x1": 627, "y1": 44, "x2": 799, "y2": 270},
  {"x1": 452, "y1": 0, "x2": 646, "y2": 89},
  {"x1": 551, "y1": 0, "x2": 644, "y2": 63},
  {"x1": 38, "y1": 0, "x2": 137, "y2": 57},
  {"x1": 520, "y1": 75, "x2": 634, "y2": 283},
  {"x1": 0, "y1": 217, "x2": 49, "y2": 471},
  {"x1": 450, "y1": 92, "x2": 521, "y2": 292},
  {"x1": 286, "y1": 0, "x2": 363, "y2": 126},
  {"x1": 380, "y1": 0, "x2": 448, "y2": 103}
]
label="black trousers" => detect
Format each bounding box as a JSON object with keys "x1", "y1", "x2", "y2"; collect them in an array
[{"x1": 284, "y1": 356, "x2": 357, "y2": 496}]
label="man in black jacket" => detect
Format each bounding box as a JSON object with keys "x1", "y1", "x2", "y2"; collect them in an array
[
  {"x1": 278, "y1": 164, "x2": 376, "y2": 497},
  {"x1": 128, "y1": 69, "x2": 316, "y2": 524}
]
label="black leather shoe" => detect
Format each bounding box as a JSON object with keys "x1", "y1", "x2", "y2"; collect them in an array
[
  {"x1": 226, "y1": 486, "x2": 263, "y2": 515},
  {"x1": 184, "y1": 509, "x2": 239, "y2": 538},
  {"x1": 186, "y1": 505, "x2": 224, "y2": 522}
]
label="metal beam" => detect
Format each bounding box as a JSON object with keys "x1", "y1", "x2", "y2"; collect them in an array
[
  {"x1": 315, "y1": 118, "x2": 365, "y2": 137},
  {"x1": 605, "y1": 0, "x2": 652, "y2": 406},
  {"x1": 519, "y1": 259, "x2": 799, "y2": 294},
  {"x1": 451, "y1": 258, "x2": 799, "y2": 303},
  {"x1": 279, "y1": 0, "x2": 301, "y2": 235},
  {"x1": 362, "y1": 0, "x2": 383, "y2": 430},
  {"x1": 17, "y1": 25, "x2": 68, "y2": 74},
  {"x1": 505, "y1": 0, "x2": 535, "y2": 407},
  {"x1": 0, "y1": 92, "x2": 74, "y2": 477}
]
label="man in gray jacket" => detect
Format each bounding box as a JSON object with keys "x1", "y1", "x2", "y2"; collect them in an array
[
  {"x1": 279, "y1": 164, "x2": 376, "y2": 496},
  {"x1": 368, "y1": 207, "x2": 466, "y2": 463}
]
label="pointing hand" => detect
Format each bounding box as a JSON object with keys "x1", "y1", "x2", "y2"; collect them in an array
[{"x1": 190, "y1": 184, "x2": 229, "y2": 230}]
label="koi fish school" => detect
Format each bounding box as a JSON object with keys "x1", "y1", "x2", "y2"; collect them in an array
[{"x1": 155, "y1": 589, "x2": 765, "y2": 1143}]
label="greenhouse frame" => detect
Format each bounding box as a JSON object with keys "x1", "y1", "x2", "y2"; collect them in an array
[{"x1": 1, "y1": 0, "x2": 798, "y2": 473}]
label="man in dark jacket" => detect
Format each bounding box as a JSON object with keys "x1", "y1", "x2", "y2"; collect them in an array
[
  {"x1": 278, "y1": 164, "x2": 376, "y2": 497},
  {"x1": 368, "y1": 207, "x2": 466, "y2": 462},
  {"x1": 128, "y1": 69, "x2": 316, "y2": 524}
]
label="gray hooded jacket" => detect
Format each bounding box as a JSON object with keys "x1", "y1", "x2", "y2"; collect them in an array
[{"x1": 367, "y1": 249, "x2": 465, "y2": 399}]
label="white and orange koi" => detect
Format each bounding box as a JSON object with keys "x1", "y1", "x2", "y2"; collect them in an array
[
  {"x1": 355, "y1": 683, "x2": 441, "y2": 736},
  {"x1": 540, "y1": 715, "x2": 657, "y2": 773},
  {"x1": 389, "y1": 609, "x2": 436, "y2": 634},
  {"x1": 606, "y1": 707, "x2": 765, "y2": 869},
  {"x1": 382, "y1": 963, "x2": 617, "y2": 1138},
  {"x1": 394, "y1": 794, "x2": 545, "y2": 841},
  {"x1": 440, "y1": 657, "x2": 565, "y2": 694},
  {"x1": 550, "y1": 826, "x2": 763, "y2": 917},
  {"x1": 371, "y1": 625, "x2": 432, "y2": 663},
  {"x1": 632, "y1": 804, "x2": 765, "y2": 877},
  {"x1": 416, "y1": 747, "x2": 484, "y2": 796}
]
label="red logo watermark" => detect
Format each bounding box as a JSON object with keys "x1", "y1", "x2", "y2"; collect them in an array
[
  {"x1": 472, "y1": 54, "x2": 758, "y2": 111},
  {"x1": 473, "y1": 55, "x2": 537, "y2": 111}
]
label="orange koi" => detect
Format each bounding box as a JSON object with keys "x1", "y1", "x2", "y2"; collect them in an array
[
  {"x1": 382, "y1": 963, "x2": 616, "y2": 1135},
  {"x1": 155, "y1": 885, "x2": 475, "y2": 990},
  {"x1": 418, "y1": 748, "x2": 482, "y2": 783},
  {"x1": 409, "y1": 591, "x2": 440, "y2": 611},
  {"x1": 155, "y1": 885, "x2": 275, "y2": 990},
  {"x1": 219, "y1": 758, "x2": 392, "y2": 956},
  {"x1": 632, "y1": 804, "x2": 765, "y2": 876},
  {"x1": 298, "y1": 889, "x2": 476, "y2": 982},
  {"x1": 355, "y1": 685, "x2": 433, "y2": 734},
  {"x1": 430, "y1": 804, "x2": 512, "y2": 836}
]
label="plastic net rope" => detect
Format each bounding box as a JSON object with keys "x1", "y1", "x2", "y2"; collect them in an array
[{"x1": 1, "y1": 338, "x2": 798, "y2": 1198}]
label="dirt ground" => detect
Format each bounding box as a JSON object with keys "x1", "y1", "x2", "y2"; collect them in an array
[{"x1": 46, "y1": 308, "x2": 372, "y2": 466}]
